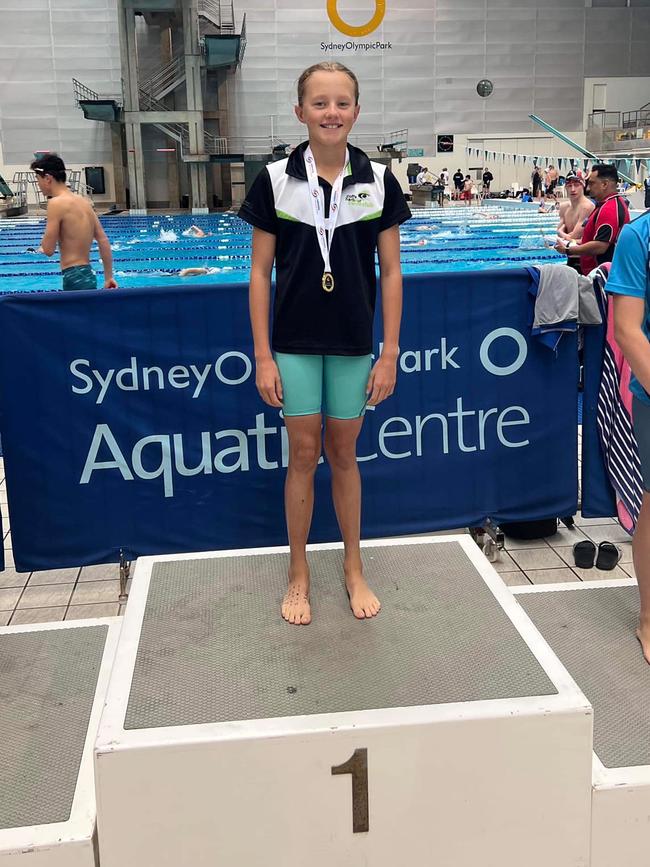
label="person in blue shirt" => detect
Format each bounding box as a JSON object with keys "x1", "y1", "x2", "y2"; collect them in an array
[{"x1": 608, "y1": 211, "x2": 650, "y2": 663}]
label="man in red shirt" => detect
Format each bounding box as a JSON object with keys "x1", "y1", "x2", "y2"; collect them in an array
[{"x1": 555, "y1": 163, "x2": 629, "y2": 275}]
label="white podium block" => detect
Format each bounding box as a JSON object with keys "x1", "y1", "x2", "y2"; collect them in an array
[
  {"x1": 96, "y1": 537, "x2": 593, "y2": 867},
  {"x1": 0, "y1": 619, "x2": 121, "y2": 866},
  {"x1": 515, "y1": 579, "x2": 650, "y2": 867}
]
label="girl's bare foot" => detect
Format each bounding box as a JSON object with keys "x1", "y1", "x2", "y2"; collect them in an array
[
  {"x1": 282, "y1": 566, "x2": 311, "y2": 625},
  {"x1": 636, "y1": 624, "x2": 650, "y2": 664},
  {"x1": 345, "y1": 563, "x2": 381, "y2": 619}
]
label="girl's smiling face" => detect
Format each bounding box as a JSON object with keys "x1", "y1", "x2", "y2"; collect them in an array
[{"x1": 295, "y1": 70, "x2": 360, "y2": 148}]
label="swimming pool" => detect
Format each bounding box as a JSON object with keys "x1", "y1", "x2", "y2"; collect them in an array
[{"x1": 0, "y1": 206, "x2": 564, "y2": 294}]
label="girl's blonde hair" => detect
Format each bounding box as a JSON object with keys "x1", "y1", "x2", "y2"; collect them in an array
[{"x1": 297, "y1": 62, "x2": 359, "y2": 106}]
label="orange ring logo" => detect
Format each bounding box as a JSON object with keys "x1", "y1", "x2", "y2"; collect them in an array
[{"x1": 327, "y1": 1, "x2": 386, "y2": 37}]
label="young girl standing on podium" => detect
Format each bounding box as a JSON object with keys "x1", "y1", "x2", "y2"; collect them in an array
[{"x1": 239, "y1": 62, "x2": 411, "y2": 625}]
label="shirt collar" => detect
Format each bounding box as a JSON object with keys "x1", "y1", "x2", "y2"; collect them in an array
[{"x1": 286, "y1": 140, "x2": 374, "y2": 186}]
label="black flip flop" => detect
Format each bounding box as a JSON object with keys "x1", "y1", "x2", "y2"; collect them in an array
[
  {"x1": 573, "y1": 540, "x2": 596, "y2": 569},
  {"x1": 595, "y1": 541, "x2": 622, "y2": 571}
]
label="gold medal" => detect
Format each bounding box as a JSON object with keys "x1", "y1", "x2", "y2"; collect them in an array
[{"x1": 322, "y1": 271, "x2": 335, "y2": 293}]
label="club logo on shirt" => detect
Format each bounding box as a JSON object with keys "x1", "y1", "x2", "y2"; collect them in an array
[
  {"x1": 327, "y1": 0, "x2": 386, "y2": 37},
  {"x1": 345, "y1": 191, "x2": 374, "y2": 208}
]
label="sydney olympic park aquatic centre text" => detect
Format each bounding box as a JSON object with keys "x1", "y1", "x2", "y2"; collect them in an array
[{"x1": 70, "y1": 328, "x2": 534, "y2": 499}]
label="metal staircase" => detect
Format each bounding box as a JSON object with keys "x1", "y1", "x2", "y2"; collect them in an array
[
  {"x1": 199, "y1": 0, "x2": 235, "y2": 33},
  {"x1": 138, "y1": 87, "x2": 228, "y2": 159},
  {"x1": 139, "y1": 55, "x2": 186, "y2": 102}
]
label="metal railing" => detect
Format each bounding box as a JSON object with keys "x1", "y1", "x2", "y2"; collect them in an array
[
  {"x1": 4, "y1": 176, "x2": 28, "y2": 208},
  {"x1": 199, "y1": 0, "x2": 235, "y2": 32},
  {"x1": 589, "y1": 106, "x2": 650, "y2": 130},
  {"x1": 238, "y1": 13, "x2": 247, "y2": 66},
  {"x1": 587, "y1": 111, "x2": 622, "y2": 129},
  {"x1": 622, "y1": 109, "x2": 650, "y2": 129},
  {"x1": 73, "y1": 77, "x2": 99, "y2": 104},
  {"x1": 138, "y1": 86, "x2": 228, "y2": 155},
  {"x1": 73, "y1": 77, "x2": 122, "y2": 108},
  {"x1": 11, "y1": 170, "x2": 86, "y2": 207},
  {"x1": 139, "y1": 55, "x2": 186, "y2": 102},
  {"x1": 180, "y1": 135, "x2": 229, "y2": 159}
]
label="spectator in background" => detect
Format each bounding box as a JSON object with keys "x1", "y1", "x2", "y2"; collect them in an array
[
  {"x1": 608, "y1": 208, "x2": 650, "y2": 663},
  {"x1": 521, "y1": 188, "x2": 533, "y2": 202},
  {"x1": 461, "y1": 175, "x2": 473, "y2": 206},
  {"x1": 545, "y1": 164, "x2": 559, "y2": 195},
  {"x1": 416, "y1": 166, "x2": 434, "y2": 186},
  {"x1": 482, "y1": 167, "x2": 494, "y2": 195},
  {"x1": 453, "y1": 168, "x2": 464, "y2": 200},
  {"x1": 555, "y1": 163, "x2": 629, "y2": 275},
  {"x1": 440, "y1": 167, "x2": 449, "y2": 190},
  {"x1": 532, "y1": 164, "x2": 543, "y2": 200},
  {"x1": 644, "y1": 176, "x2": 650, "y2": 209}
]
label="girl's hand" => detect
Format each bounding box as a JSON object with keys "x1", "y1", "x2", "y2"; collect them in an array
[
  {"x1": 256, "y1": 357, "x2": 283, "y2": 407},
  {"x1": 366, "y1": 355, "x2": 397, "y2": 406}
]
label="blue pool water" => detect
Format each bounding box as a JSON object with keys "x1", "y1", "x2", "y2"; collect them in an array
[{"x1": 0, "y1": 206, "x2": 565, "y2": 294}]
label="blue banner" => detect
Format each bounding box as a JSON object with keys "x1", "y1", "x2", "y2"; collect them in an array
[{"x1": 0, "y1": 272, "x2": 579, "y2": 572}]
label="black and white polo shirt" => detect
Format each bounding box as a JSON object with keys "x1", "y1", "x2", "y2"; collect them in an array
[{"x1": 238, "y1": 141, "x2": 411, "y2": 356}]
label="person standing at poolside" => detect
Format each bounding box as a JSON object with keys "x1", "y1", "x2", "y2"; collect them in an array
[
  {"x1": 556, "y1": 172, "x2": 595, "y2": 272},
  {"x1": 555, "y1": 163, "x2": 629, "y2": 276},
  {"x1": 239, "y1": 61, "x2": 410, "y2": 625},
  {"x1": 608, "y1": 209, "x2": 650, "y2": 663},
  {"x1": 453, "y1": 168, "x2": 464, "y2": 200},
  {"x1": 30, "y1": 153, "x2": 117, "y2": 290},
  {"x1": 481, "y1": 167, "x2": 493, "y2": 196},
  {"x1": 531, "y1": 164, "x2": 543, "y2": 200},
  {"x1": 461, "y1": 175, "x2": 473, "y2": 206},
  {"x1": 545, "y1": 164, "x2": 559, "y2": 196}
]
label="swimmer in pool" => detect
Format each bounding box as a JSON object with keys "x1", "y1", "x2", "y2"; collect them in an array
[
  {"x1": 178, "y1": 266, "x2": 220, "y2": 277},
  {"x1": 402, "y1": 238, "x2": 429, "y2": 246},
  {"x1": 182, "y1": 225, "x2": 213, "y2": 238}
]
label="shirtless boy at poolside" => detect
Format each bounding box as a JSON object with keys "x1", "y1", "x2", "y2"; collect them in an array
[
  {"x1": 556, "y1": 172, "x2": 594, "y2": 271},
  {"x1": 31, "y1": 153, "x2": 117, "y2": 291}
]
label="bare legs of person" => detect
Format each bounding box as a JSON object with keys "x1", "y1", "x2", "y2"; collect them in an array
[
  {"x1": 282, "y1": 414, "x2": 321, "y2": 625},
  {"x1": 634, "y1": 491, "x2": 650, "y2": 663},
  {"x1": 324, "y1": 417, "x2": 381, "y2": 620},
  {"x1": 282, "y1": 414, "x2": 381, "y2": 625}
]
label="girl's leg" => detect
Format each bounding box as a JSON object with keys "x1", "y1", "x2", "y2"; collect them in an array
[
  {"x1": 283, "y1": 413, "x2": 322, "y2": 625},
  {"x1": 324, "y1": 416, "x2": 381, "y2": 619},
  {"x1": 634, "y1": 492, "x2": 650, "y2": 663}
]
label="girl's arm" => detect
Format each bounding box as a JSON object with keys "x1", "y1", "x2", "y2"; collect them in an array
[
  {"x1": 367, "y1": 224, "x2": 403, "y2": 406},
  {"x1": 614, "y1": 295, "x2": 650, "y2": 396},
  {"x1": 249, "y1": 227, "x2": 283, "y2": 407}
]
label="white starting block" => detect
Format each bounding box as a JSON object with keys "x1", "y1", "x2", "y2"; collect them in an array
[
  {"x1": 514, "y1": 578, "x2": 650, "y2": 867},
  {"x1": 95, "y1": 536, "x2": 593, "y2": 867},
  {"x1": 0, "y1": 619, "x2": 121, "y2": 866}
]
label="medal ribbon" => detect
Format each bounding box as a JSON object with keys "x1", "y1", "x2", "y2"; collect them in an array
[{"x1": 304, "y1": 145, "x2": 349, "y2": 279}]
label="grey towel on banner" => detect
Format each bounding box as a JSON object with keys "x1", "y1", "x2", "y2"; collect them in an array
[
  {"x1": 533, "y1": 264, "x2": 601, "y2": 329},
  {"x1": 578, "y1": 272, "x2": 602, "y2": 325}
]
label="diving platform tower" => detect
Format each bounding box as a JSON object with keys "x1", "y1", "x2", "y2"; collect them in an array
[{"x1": 75, "y1": 0, "x2": 246, "y2": 213}]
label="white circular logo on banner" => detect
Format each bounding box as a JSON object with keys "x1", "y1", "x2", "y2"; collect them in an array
[{"x1": 479, "y1": 328, "x2": 527, "y2": 376}]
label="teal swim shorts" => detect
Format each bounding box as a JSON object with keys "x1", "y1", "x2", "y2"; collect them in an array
[
  {"x1": 275, "y1": 353, "x2": 372, "y2": 419},
  {"x1": 62, "y1": 264, "x2": 98, "y2": 292}
]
